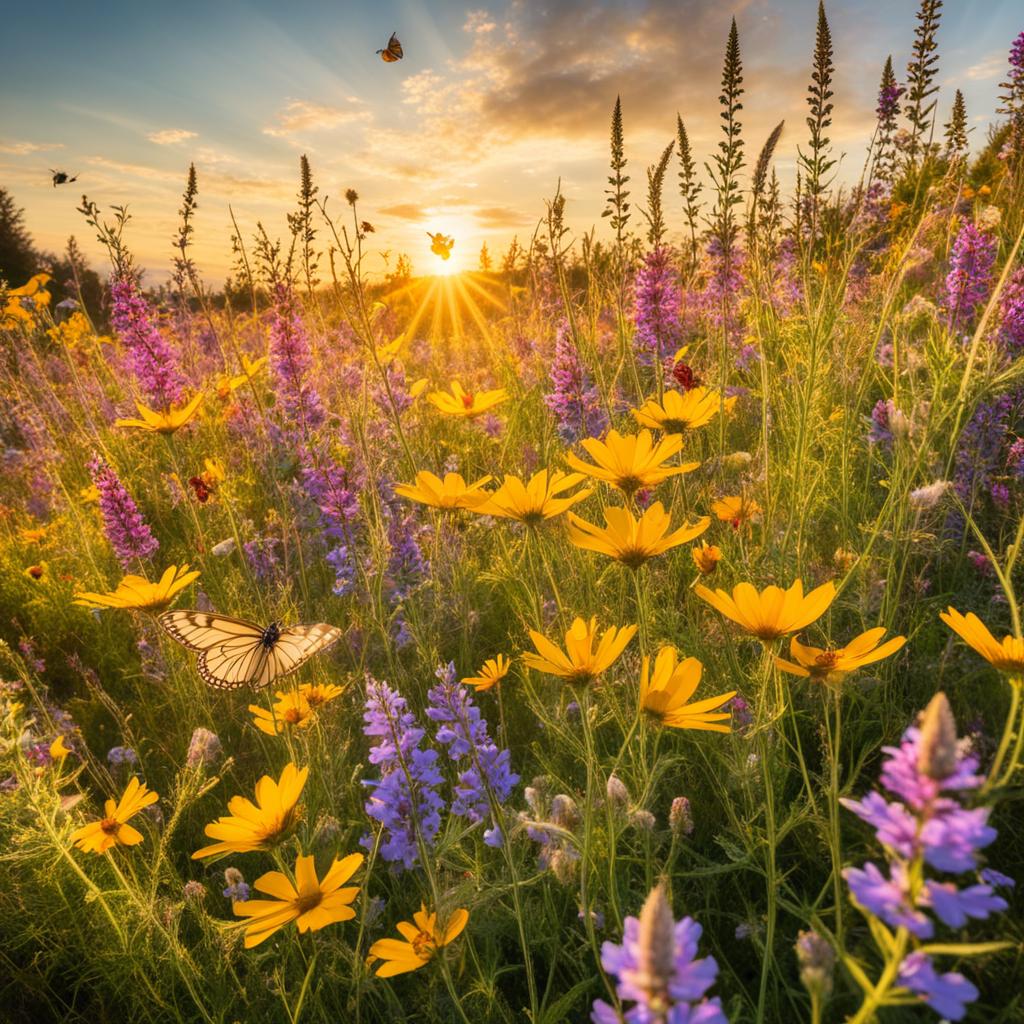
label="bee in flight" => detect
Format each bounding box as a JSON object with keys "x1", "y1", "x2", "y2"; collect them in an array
[
  {"x1": 50, "y1": 169, "x2": 78, "y2": 187},
  {"x1": 158, "y1": 610, "x2": 342, "y2": 689},
  {"x1": 376, "y1": 31, "x2": 403, "y2": 62},
  {"x1": 428, "y1": 232, "x2": 455, "y2": 260}
]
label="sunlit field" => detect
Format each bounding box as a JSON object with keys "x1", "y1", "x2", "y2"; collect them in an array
[{"x1": 3, "y1": 4, "x2": 1024, "y2": 1022}]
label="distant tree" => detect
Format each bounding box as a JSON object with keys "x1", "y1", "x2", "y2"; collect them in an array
[
  {"x1": 0, "y1": 187, "x2": 39, "y2": 284},
  {"x1": 479, "y1": 242, "x2": 492, "y2": 272}
]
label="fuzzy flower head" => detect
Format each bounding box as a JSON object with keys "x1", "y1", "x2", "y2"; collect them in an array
[{"x1": 524, "y1": 616, "x2": 637, "y2": 687}]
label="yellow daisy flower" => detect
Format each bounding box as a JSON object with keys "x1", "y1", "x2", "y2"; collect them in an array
[
  {"x1": 73, "y1": 564, "x2": 200, "y2": 612},
  {"x1": 567, "y1": 502, "x2": 709, "y2": 569},
  {"x1": 775, "y1": 628, "x2": 907, "y2": 684},
  {"x1": 939, "y1": 608, "x2": 1024, "y2": 677},
  {"x1": 692, "y1": 540, "x2": 722, "y2": 575},
  {"x1": 640, "y1": 646, "x2": 736, "y2": 732},
  {"x1": 367, "y1": 904, "x2": 469, "y2": 977},
  {"x1": 192, "y1": 763, "x2": 308, "y2": 859},
  {"x1": 394, "y1": 471, "x2": 493, "y2": 510},
  {"x1": 462, "y1": 655, "x2": 510, "y2": 692},
  {"x1": 298, "y1": 682, "x2": 345, "y2": 709},
  {"x1": 711, "y1": 495, "x2": 763, "y2": 529},
  {"x1": 695, "y1": 579, "x2": 836, "y2": 642},
  {"x1": 480, "y1": 469, "x2": 592, "y2": 524},
  {"x1": 523, "y1": 616, "x2": 637, "y2": 686},
  {"x1": 631, "y1": 387, "x2": 737, "y2": 434},
  {"x1": 18, "y1": 526, "x2": 49, "y2": 545},
  {"x1": 49, "y1": 735, "x2": 74, "y2": 761},
  {"x1": 216, "y1": 355, "x2": 267, "y2": 398},
  {"x1": 233, "y1": 851, "x2": 364, "y2": 948},
  {"x1": 249, "y1": 692, "x2": 316, "y2": 736},
  {"x1": 115, "y1": 393, "x2": 204, "y2": 434},
  {"x1": 69, "y1": 778, "x2": 159, "y2": 854},
  {"x1": 566, "y1": 430, "x2": 698, "y2": 496},
  {"x1": 427, "y1": 380, "x2": 508, "y2": 419}
]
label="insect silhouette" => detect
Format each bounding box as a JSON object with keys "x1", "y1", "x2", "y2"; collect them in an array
[
  {"x1": 158, "y1": 610, "x2": 342, "y2": 689},
  {"x1": 428, "y1": 232, "x2": 455, "y2": 260},
  {"x1": 50, "y1": 170, "x2": 78, "y2": 187},
  {"x1": 377, "y1": 32, "x2": 403, "y2": 62}
]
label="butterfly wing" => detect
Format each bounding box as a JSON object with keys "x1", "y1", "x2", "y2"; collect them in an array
[
  {"x1": 264, "y1": 623, "x2": 343, "y2": 685},
  {"x1": 159, "y1": 611, "x2": 342, "y2": 690},
  {"x1": 388, "y1": 32, "x2": 403, "y2": 59}
]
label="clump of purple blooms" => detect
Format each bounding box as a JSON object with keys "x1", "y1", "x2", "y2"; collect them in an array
[
  {"x1": 88, "y1": 453, "x2": 159, "y2": 566},
  {"x1": 998, "y1": 267, "x2": 1024, "y2": 352},
  {"x1": 361, "y1": 677, "x2": 445, "y2": 869},
  {"x1": 633, "y1": 247, "x2": 684, "y2": 365},
  {"x1": 841, "y1": 693, "x2": 1011, "y2": 1021},
  {"x1": 945, "y1": 220, "x2": 996, "y2": 335},
  {"x1": 592, "y1": 884, "x2": 728, "y2": 1024},
  {"x1": 426, "y1": 662, "x2": 518, "y2": 847},
  {"x1": 268, "y1": 285, "x2": 326, "y2": 440},
  {"x1": 951, "y1": 392, "x2": 1019, "y2": 518},
  {"x1": 110, "y1": 278, "x2": 188, "y2": 410},
  {"x1": 545, "y1": 319, "x2": 608, "y2": 443}
]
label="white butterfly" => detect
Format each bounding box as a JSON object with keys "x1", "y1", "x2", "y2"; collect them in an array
[{"x1": 158, "y1": 611, "x2": 342, "y2": 690}]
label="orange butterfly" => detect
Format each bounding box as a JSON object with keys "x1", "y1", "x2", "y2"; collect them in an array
[{"x1": 377, "y1": 32, "x2": 403, "y2": 62}]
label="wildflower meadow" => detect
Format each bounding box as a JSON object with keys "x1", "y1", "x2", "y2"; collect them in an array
[{"x1": 2, "y1": 3, "x2": 1024, "y2": 1021}]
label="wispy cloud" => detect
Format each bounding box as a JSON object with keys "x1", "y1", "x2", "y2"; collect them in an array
[
  {"x1": 379, "y1": 203, "x2": 429, "y2": 220},
  {"x1": 263, "y1": 99, "x2": 371, "y2": 138},
  {"x1": 0, "y1": 139, "x2": 64, "y2": 156},
  {"x1": 963, "y1": 52, "x2": 1006, "y2": 82},
  {"x1": 147, "y1": 129, "x2": 197, "y2": 145}
]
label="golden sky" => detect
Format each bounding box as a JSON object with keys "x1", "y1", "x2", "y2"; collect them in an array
[{"x1": 1, "y1": 0, "x2": 1020, "y2": 282}]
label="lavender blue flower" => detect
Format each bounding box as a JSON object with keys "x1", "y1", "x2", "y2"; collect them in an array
[
  {"x1": 107, "y1": 745, "x2": 138, "y2": 767},
  {"x1": 897, "y1": 953, "x2": 978, "y2": 1022},
  {"x1": 361, "y1": 678, "x2": 445, "y2": 869},
  {"x1": 999, "y1": 268, "x2": 1024, "y2": 352},
  {"x1": 426, "y1": 663, "x2": 519, "y2": 847},
  {"x1": 592, "y1": 886, "x2": 728, "y2": 1024},
  {"x1": 89, "y1": 454, "x2": 159, "y2": 566}
]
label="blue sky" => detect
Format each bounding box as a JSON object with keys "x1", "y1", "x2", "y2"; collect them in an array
[{"x1": 2, "y1": 0, "x2": 1021, "y2": 280}]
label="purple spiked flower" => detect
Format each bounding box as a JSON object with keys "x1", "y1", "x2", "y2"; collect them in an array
[
  {"x1": 999, "y1": 268, "x2": 1024, "y2": 352},
  {"x1": 842, "y1": 694, "x2": 1008, "y2": 1022},
  {"x1": 361, "y1": 678, "x2": 445, "y2": 869},
  {"x1": 88, "y1": 453, "x2": 159, "y2": 566},
  {"x1": 110, "y1": 278, "x2": 187, "y2": 409},
  {"x1": 426, "y1": 663, "x2": 519, "y2": 847},
  {"x1": 633, "y1": 246, "x2": 684, "y2": 365},
  {"x1": 268, "y1": 285, "x2": 325, "y2": 439},
  {"x1": 544, "y1": 319, "x2": 608, "y2": 444},
  {"x1": 945, "y1": 221, "x2": 996, "y2": 334},
  {"x1": 592, "y1": 885, "x2": 728, "y2": 1024}
]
